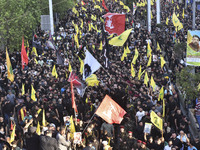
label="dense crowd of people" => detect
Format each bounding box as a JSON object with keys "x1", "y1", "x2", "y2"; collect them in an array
[{"x1": 0, "y1": 0, "x2": 200, "y2": 149}]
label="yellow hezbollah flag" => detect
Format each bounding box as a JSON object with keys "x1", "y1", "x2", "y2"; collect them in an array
[
  {"x1": 172, "y1": 0, "x2": 174, "y2": 4},
  {"x1": 150, "y1": 76, "x2": 156, "y2": 91},
  {"x1": 37, "y1": 109, "x2": 42, "y2": 115},
  {"x1": 150, "y1": 111, "x2": 163, "y2": 130},
  {"x1": 198, "y1": 83, "x2": 200, "y2": 91},
  {"x1": 10, "y1": 124, "x2": 16, "y2": 143},
  {"x1": 42, "y1": 109, "x2": 46, "y2": 127},
  {"x1": 22, "y1": 83, "x2": 25, "y2": 95},
  {"x1": 157, "y1": 42, "x2": 161, "y2": 51},
  {"x1": 91, "y1": 14, "x2": 97, "y2": 21},
  {"x1": 85, "y1": 74, "x2": 100, "y2": 86},
  {"x1": 151, "y1": 11, "x2": 153, "y2": 19},
  {"x1": 79, "y1": 57, "x2": 84, "y2": 75},
  {"x1": 160, "y1": 56, "x2": 166, "y2": 69},
  {"x1": 109, "y1": 28, "x2": 132, "y2": 46},
  {"x1": 172, "y1": 12, "x2": 180, "y2": 27},
  {"x1": 121, "y1": 48, "x2": 127, "y2": 61},
  {"x1": 166, "y1": 17, "x2": 169, "y2": 25},
  {"x1": 31, "y1": 85, "x2": 36, "y2": 101},
  {"x1": 108, "y1": 34, "x2": 114, "y2": 39},
  {"x1": 182, "y1": 9, "x2": 184, "y2": 18},
  {"x1": 52, "y1": 65, "x2": 58, "y2": 78},
  {"x1": 69, "y1": 116, "x2": 76, "y2": 139},
  {"x1": 177, "y1": 5, "x2": 179, "y2": 9},
  {"x1": 147, "y1": 42, "x2": 152, "y2": 57},
  {"x1": 20, "y1": 108, "x2": 25, "y2": 121},
  {"x1": 99, "y1": 41, "x2": 103, "y2": 50},
  {"x1": 131, "y1": 63, "x2": 135, "y2": 77},
  {"x1": 125, "y1": 45, "x2": 131, "y2": 53},
  {"x1": 31, "y1": 47, "x2": 38, "y2": 57},
  {"x1": 177, "y1": 22, "x2": 183, "y2": 31},
  {"x1": 144, "y1": 71, "x2": 149, "y2": 86},
  {"x1": 36, "y1": 122, "x2": 41, "y2": 135},
  {"x1": 68, "y1": 62, "x2": 72, "y2": 72},
  {"x1": 138, "y1": 65, "x2": 142, "y2": 80},
  {"x1": 158, "y1": 86, "x2": 164, "y2": 101},
  {"x1": 147, "y1": 55, "x2": 152, "y2": 67},
  {"x1": 82, "y1": 7, "x2": 86, "y2": 11},
  {"x1": 6, "y1": 48, "x2": 14, "y2": 82},
  {"x1": 132, "y1": 48, "x2": 139, "y2": 64}
]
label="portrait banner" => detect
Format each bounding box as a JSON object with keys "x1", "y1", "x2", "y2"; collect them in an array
[{"x1": 186, "y1": 30, "x2": 200, "y2": 66}]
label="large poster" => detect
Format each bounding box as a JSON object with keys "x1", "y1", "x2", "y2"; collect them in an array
[{"x1": 186, "y1": 30, "x2": 200, "y2": 66}]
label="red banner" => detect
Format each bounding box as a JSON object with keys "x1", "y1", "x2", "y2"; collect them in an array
[
  {"x1": 21, "y1": 36, "x2": 28, "y2": 69},
  {"x1": 71, "y1": 82, "x2": 78, "y2": 113},
  {"x1": 102, "y1": 0, "x2": 109, "y2": 12},
  {"x1": 103, "y1": 13, "x2": 125, "y2": 35},
  {"x1": 95, "y1": 95, "x2": 126, "y2": 124}
]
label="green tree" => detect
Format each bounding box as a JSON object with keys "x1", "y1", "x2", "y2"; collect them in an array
[{"x1": 0, "y1": 0, "x2": 75, "y2": 51}]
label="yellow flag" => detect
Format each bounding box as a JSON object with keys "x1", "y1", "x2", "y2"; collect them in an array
[
  {"x1": 160, "y1": 56, "x2": 166, "y2": 69},
  {"x1": 138, "y1": 65, "x2": 142, "y2": 80},
  {"x1": 31, "y1": 47, "x2": 38, "y2": 57},
  {"x1": 6, "y1": 48, "x2": 14, "y2": 82},
  {"x1": 150, "y1": 111, "x2": 163, "y2": 130},
  {"x1": 34, "y1": 58, "x2": 38, "y2": 64},
  {"x1": 177, "y1": 13, "x2": 179, "y2": 17},
  {"x1": 82, "y1": 7, "x2": 86, "y2": 11},
  {"x1": 177, "y1": 5, "x2": 179, "y2": 9},
  {"x1": 172, "y1": 12, "x2": 180, "y2": 27},
  {"x1": 85, "y1": 98, "x2": 88, "y2": 103},
  {"x1": 147, "y1": 42, "x2": 152, "y2": 57},
  {"x1": 37, "y1": 109, "x2": 42, "y2": 115},
  {"x1": 74, "y1": 33, "x2": 79, "y2": 48},
  {"x1": 99, "y1": 41, "x2": 103, "y2": 50},
  {"x1": 178, "y1": 22, "x2": 183, "y2": 31},
  {"x1": 109, "y1": 28, "x2": 133, "y2": 46},
  {"x1": 79, "y1": 30, "x2": 82, "y2": 39},
  {"x1": 158, "y1": 86, "x2": 164, "y2": 101},
  {"x1": 42, "y1": 109, "x2": 46, "y2": 127},
  {"x1": 120, "y1": 1, "x2": 124, "y2": 5},
  {"x1": 151, "y1": 0, "x2": 154, "y2": 5},
  {"x1": 121, "y1": 48, "x2": 127, "y2": 61},
  {"x1": 69, "y1": 116, "x2": 76, "y2": 139},
  {"x1": 131, "y1": 63, "x2": 135, "y2": 77},
  {"x1": 36, "y1": 122, "x2": 41, "y2": 135},
  {"x1": 163, "y1": 99, "x2": 165, "y2": 117},
  {"x1": 144, "y1": 71, "x2": 149, "y2": 86},
  {"x1": 80, "y1": 19, "x2": 83, "y2": 29},
  {"x1": 91, "y1": 14, "x2": 97, "y2": 21},
  {"x1": 132, "y1": 48, "x2": 139, "y2": 64},
  {"x1": 166, "y1": 17, "x2": 168, "y2": 25},
  {"x1": 79, "y1": 57, "x2": 84, "y2": 75},
  {"x1": 10, "y1": 124, "x2": 16, "y2": 143},
  {"x1": 20, "y1": 108, "x2": 25, "y2": 121},
  {"x1": 126, "y1": 45, "x2": 131, "y2": 53},
  {"x1": 150, "y1": 76, "x2": 156, "y2": 91},
  {"x1": 147, "y1": 55, "x2": 152, "y2": 67},
  {"x1": 124, "y1": 5, "x2": 130, "y2": 12},
  {"x1": 31, "y1": 85, "x2": 36, "y2": 101},
  {"x1": 100, "y1": 17, "x2": 104, "y2": 23},
  {"x1": 172, "y1": 0, "x2": 174, "y2": 4},
  {"x1": 157, "y1": 42, "x2": 161, "y2": 51},
  {"x1": 22, "y1": 83, "x2": 25, "y2": 95},
  {"x1": 151, "y1": 11, "x2": 153, "y2": 19},
  {"x1": 52, "y1": 65, "x2": 58, "y2": 78},
  {"x1": 88, "y1": 23, "x2": 91, "y2": 31},
  {"x1": 85, "y1": 74, "x2": 100, "y2": 86},
  {"x1": 68, "y1": 62, "x2": 72, "y2": 72},
  {"x1": 182, "y1": 9, "x2": 184, "y2": 18}
]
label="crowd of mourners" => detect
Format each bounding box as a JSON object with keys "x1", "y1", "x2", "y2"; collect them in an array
[{"x1": 0, "y1": 0, "x2": 200, "y2": 149}]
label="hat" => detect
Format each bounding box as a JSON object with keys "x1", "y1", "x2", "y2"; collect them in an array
[
  {"x1": 137, "y1": 140, "x2": 142, "y2": 143},
  {"x1": 128, "y1": 131, "x2": 132, "y2": 134},
  {"x1": 49, "y1": 123, "x2": 56, "y2": 128},
  {"x1": 120, "y1": 125, "x2": 124, "y2": 129},
  {"x1": 142, "y1": 142, "x2": 146, "y2": 145}
]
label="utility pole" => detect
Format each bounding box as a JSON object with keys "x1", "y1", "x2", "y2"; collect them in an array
[
  {"x1": 192, "y1": 0, "x2": 196, "y2": 30},
  {"x1": 49, "y1": 0, "x2": 54, "y2": 35},
  {"x1": 147, "y1": 0, "x2": 151, "y2": 32},
  {"x1": 156, "y1": 0, "x2": 160, "y2": 24}
]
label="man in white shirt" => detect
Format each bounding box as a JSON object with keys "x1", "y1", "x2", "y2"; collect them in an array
[{"x1": 135, "y1": 107, "x2": 145, "y2": 124}]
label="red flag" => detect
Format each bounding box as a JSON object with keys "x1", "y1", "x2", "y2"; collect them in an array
[
  {"x1": 103, "y1": 13, "x2": 125, "y2": 35},
  {"x1": 71, "y1": 81, "x2": 78, "y2": 113},
  {"x1": 21, "y1": 36, "x2": 28, "y2": 69},
  {"x1": 102, "y1": 0, "x2": 109, "y2": 12},
  {"x1": 95, "y1": 95, "x2": 126, "y2": 124}
]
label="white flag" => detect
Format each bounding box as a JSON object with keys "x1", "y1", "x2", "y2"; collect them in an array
[{"x1": 83, "y1": 50, "x2": 101, "y2": 80}]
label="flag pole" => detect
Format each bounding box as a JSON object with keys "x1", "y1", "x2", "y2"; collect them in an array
[{"x1": 82, "y1": 113, "x2": 96, "y2": 134}]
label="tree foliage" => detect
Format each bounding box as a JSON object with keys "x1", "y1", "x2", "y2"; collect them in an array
[{"x1": 0, "y1": 0, "x2": 75, "y2": 51}]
